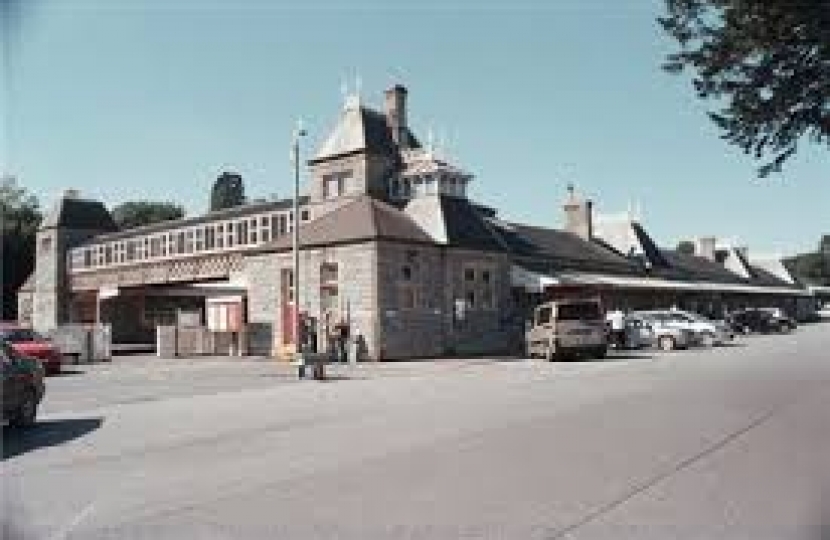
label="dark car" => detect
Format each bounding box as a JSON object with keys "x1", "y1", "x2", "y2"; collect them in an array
[
  {"x1": 2, "y1": 340, "x2": 46, "y2": 428},
  {"x1": 727, "y1": 309, "x2": 791, "y2": 335},
  {"x1": 0, "y1": 323, "x2": 63, "y2": 375},
  {"x1": 759, "y1": 308, "x2": 798, "y2": 331}
]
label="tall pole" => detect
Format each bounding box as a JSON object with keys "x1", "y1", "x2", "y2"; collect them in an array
[{"x1": 292, "y1": 121, "x2": 306, "y2": 358}]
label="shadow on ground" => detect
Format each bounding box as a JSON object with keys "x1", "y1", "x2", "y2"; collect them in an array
[
  {"x1": 49, "y1": 368, "x2": 86, "y2": 377},
  {"x1": 602, "y1": 353, "x2": 655, "y2": 361},
  {"x1": 2, "y1": 417, "x2": 103, "y2": 460}
]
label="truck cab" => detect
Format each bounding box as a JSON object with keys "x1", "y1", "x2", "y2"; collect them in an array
[{"x1": 525, "y1": 298, "x2": 608, "y2": 361}]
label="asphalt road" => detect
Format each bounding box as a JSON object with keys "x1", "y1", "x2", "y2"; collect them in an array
[{"x1": 3, "y1": 323, "x2": 830, "y2": 539}]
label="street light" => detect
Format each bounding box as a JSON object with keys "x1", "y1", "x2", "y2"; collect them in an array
[{"x1": 292, "y1": 120, "x2": 307, "y2": 361}]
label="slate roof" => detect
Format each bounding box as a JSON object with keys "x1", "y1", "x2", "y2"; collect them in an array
[
  {"x1": 495, "y1": 222, "x2": 645, "y2": 275},
  {"x1": 41, "y1": 196, "x2": 117, "y2": 232},
  {"x1": 438, "y1": 196, "x2": 508, "y2": 252},
  {"x1": 654, "y1": 249, "x2": 749, "y2": 284},
  {"x1": 255, "y1": 196, "x2": 435, "y2": 252},
  {"x1": 309, "y1": 104, "x2": 420, "y2": 164},
  {"x1": 749, "y1": 264, "x2": 800, "y2": 289}
]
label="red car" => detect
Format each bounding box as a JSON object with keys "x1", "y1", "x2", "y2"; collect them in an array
[{"x1": 0, "y1": 324, "x2": 63, "y2": 375}]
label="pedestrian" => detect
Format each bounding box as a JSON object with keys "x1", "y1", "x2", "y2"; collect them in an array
[
  {"x1": 607, "y1": 308, "x2": 626, "y2": 349},
  {"x1": 334, "y1": 319, "x2": 349, "y2": 363}
]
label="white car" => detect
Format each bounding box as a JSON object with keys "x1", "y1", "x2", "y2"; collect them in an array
[
  {"x1": 637, "y1": 310, "x2": 734, "y2": 346},
  {"x1": 627, "y1": 314, "x2": 693, "y2": 351}
]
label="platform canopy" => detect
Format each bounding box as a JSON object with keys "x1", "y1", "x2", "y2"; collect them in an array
[{"x1": 510, "y1": 265, "x2": 810, "y2": 297}]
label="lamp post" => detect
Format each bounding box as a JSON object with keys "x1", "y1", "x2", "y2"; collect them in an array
[{"x1": 292, "y1": 120, "x2": 306, "y2": 360}]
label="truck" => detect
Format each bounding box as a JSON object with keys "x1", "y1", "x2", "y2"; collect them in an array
[{"x1": 525, "y1": 298, "x2": 608, "y2": 361}]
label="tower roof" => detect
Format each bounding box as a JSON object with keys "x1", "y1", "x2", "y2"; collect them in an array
[
  {"x1": 40, "y1": 193, "x2": 117, "y2": 232},
  {"x1": 309, "y1": 104, "x2": 419, "y2": 164}
]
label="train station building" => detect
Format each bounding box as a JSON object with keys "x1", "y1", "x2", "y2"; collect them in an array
[{"x1": 17, "y1": 84, "x2": 816, "y2": 360}]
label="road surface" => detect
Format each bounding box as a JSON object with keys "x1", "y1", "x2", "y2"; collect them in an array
[{"x1": 3, "y1": 323, "x2": 830, "y2": 539}]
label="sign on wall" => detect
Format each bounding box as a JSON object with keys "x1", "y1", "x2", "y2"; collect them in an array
[{"x1": 206, "y1": 296, "x2": 244, "y2": 333}]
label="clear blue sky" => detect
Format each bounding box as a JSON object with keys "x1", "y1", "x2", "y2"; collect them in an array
[{"x1": 3, "y1": 0, "x2": 827, "y2": 256}]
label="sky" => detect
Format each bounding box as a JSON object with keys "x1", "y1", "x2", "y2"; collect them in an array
[{"x1": 2, "y1": 0, "x2": 827, "y2": 257}]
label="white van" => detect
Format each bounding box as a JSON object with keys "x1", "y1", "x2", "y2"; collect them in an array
[{"x1": 526, "y1": 298, "x2": 608, "y2": 360}]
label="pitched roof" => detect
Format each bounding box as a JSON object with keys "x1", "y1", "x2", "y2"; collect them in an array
[
  {"x1": 309, "y1": 104, "x2": 419, "y2": 164},
  {"x1": 655, "y1": 249, "x2": 748, "y2": 284},
  {"x1": 255, "y1": 196, "x2": 434, "y2": 252},
  {"x1": 749, "y1": 264, "x2": 800, "y2": 289},
  {"x1": 402, "y1": 195, "x2": 508, "y2": 252},
  {"x1": 495, "y1": 222, "x2": 644, "y2": 274},
  {"x1": 41, "y1": 196, "x2": 117, "y2": 232}
]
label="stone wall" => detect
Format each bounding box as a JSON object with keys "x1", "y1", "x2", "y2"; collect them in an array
[
  {"x1": 442, "y1": 249, "x2": 515, "y2": 356},
  {"x1": 376, "y1": 244, "x2": 516, "y2": 359},
  {"x1": 376, "y1": 242, "x2": 446, "y2": 359},
  {"x1": 243, "y1": 242, "x2": 379, "y2": 359},
  {"x1": 240, "y1": 255, "x2": 279, "y2": 356}
]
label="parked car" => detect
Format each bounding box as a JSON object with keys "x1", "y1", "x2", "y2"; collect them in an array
[
  {"x1": 2, "y1": 339, "x2": 45, "y2": 428},
  {"x1": 727, "y1": 309, "x2": 792, "y2": 334},
  {"x1": 0, "y1": 323, "x2": 63, "y2": 375},
  {"x1": 526, "y1": 298, "x2": 608, "y2": 360},
  {"x1": 628, "y1": 314, "x2": 693, "y2": 351},
  {"x1": 758, "y1": 307, "x2": 798, "y2": 331},
  {"x1": 634, "y1": 309, "x2": 732, "y2": 346}
]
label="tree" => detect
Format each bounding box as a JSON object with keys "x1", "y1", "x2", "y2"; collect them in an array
[
  {"x1": 659, "y1": 0, "x2": 830, "y2": 177},
  {"x1": 676, "y1": 240, "x2": 696, "y2": 255},
  {"x1": 1, "y1": 176, "x2": 42, "y2": 319},
  {"x1": 210, "y1": 171, "x2": 246, "y2": 211},
  {"x1": 111, "y1": 201, "x2": 184, "y2": 230},
  {"x1": 785, "y1": 236, "x2": 830, "y2": 286}
]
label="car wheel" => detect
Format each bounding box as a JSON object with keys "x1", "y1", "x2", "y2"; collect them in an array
[
  {"x1": 701, "y1": 333, "x2": 716, "y2": 347},
  {"x1": 658, "y1": 335, "x2": 676, "y2": 352},
  {"x1": 10, "y1": 388, "x2": 38, "y2": 428}
]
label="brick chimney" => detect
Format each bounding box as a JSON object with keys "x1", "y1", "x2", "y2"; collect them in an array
[
  {"x1": 563, "y1": 184, "x2": 593, "y2": 240},
  {"x1": 695, "y1": 236, "x2": 717, "y2": 260},
  {"x1": 384, "y1": 84, "x2": 408, "y2": 149}
]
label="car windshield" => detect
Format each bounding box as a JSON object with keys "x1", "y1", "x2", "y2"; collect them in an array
[{"x1": 0, "y1": 328, "x2": 43, "y2": 343}]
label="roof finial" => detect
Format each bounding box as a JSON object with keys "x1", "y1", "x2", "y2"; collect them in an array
[
  {"x1": 354, "y1": 72, "x2": 362, "y2": 102},
  {"x1": 340, "y1": 76, "x2": 349, "y2": 107},
  {"x1": 427, "y1": 125, "x2": 435, "y2": 157}
]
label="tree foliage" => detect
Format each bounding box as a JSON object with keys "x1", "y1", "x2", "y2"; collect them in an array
[
  {"x1": 1, "y1": 176, "x2": 42, "y2": 319},
  {"x1": 676, "y1": 240, "x2": 696, "y2": 255},
  {"x1": 111, "y1": 200, "x2": 184, "y2": 230},
  {"x1": 659, "y1": 0, "x2": 830, "y2": 176},
  {"x1": 210, "y1": 172, "x2": 247, "y2": 211},
  {"x1": 785, "y1": 236, "x2": 830, "y2": 286}
]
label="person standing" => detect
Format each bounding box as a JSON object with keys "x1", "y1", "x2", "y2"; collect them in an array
[{"x1": 607, "y1": 308, "x2": 626, "y2": 349}]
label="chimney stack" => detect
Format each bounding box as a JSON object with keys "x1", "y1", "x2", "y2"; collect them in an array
[
  {"x1": 563, "y1": 184, "x2": 594, "y2": 240},
  {"x1": 384, "y1": 84, "x2": 408, "y2": 149},
  {"x1": 695, "y1": 236, "x2": 717, "y2": 260}
]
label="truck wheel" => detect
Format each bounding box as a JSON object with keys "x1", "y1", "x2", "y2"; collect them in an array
[{"x1": 658, "y1": 336, "x2": 676, "y2": 352}]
